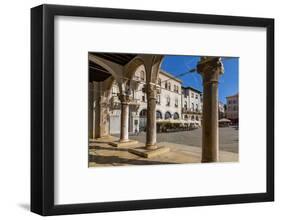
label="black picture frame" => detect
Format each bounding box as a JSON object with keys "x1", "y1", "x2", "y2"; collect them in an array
[{"x1": 31, "y1": 4, "x2": 274, "y2": 216}]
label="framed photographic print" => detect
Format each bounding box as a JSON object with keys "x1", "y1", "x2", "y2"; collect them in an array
[{"x1": 31, "y1": 4, "x2": 274, "y2": 216}]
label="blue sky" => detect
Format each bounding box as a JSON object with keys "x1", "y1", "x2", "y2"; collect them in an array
[{"x1": 161, "y1": 55, "x2": 239, "y2": 104}]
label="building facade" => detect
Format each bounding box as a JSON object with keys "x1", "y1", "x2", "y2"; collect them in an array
[
  {"x1": 181, "y1": 86, "x2": 203, "y2": 125},
  {"x1": 108, "y1": 66, "x2": 182, "y2": 134},
  {"x1": 218, "y1": 101, "x2": 226, "y2": 119},
  {"x1": 226, "y1": 93, "x2": 239, "y2": 123},
  {"x1": 89, "y1": 54, "x2": 224, "y2": 162}
]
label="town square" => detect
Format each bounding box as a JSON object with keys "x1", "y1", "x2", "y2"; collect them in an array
[{"x1": 88, "y1": 53, "x2": 239, "y2": 167}]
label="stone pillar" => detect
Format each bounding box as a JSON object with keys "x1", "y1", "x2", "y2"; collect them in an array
[
  {"x1": 119, "y1": 94, "x2": 131, "y2": 142},
  {"x1": 93, "y1": 82, "x2": 102, "y2": 139},
  {"x1": 88, "y1": 82, "x2": 94, "y2": 139},
  {"x1": 146, "y1": 83, "x2": 157, "y2": 149},
  {"x1": 197, "y1": 57, "x2": 224, "y2": 162}
]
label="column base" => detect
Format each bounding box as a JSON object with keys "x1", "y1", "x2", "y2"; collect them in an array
[
  {"x1": 145, "y1": 144, "x2": 158, "y2": 150},
  {"x1": 109, "y1": 139, "x2": 138, "y2": 147},
  {"x1": 201, "y1": 158, "x2": 219, "y2": 163},
  {"x1": 91, "y1": 135, "x2": 117, "y2": 143},
  {"x1": 128, "y1": 146, "x2": 170, "y2": 158}
]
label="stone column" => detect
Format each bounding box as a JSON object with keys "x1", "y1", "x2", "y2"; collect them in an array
[
  {"x1": 88, "y1": 82, "x2": 94, "y2": 139},
  {"x1": 197, "y1": 57, "x2": 224, "y2": 162},
  {"x1": 93, "y1": 82, "x2": 102, "y2": 139},
  {"x1": 146, "y1": 83, "x2": 157, "y2": 149},
  {"x1": 119, "y1": 94, "x2": 131, "y2": 142}
]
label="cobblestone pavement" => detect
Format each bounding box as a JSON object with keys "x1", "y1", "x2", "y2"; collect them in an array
[{"x1": 125, "y1": 126, "x2": 239, "y2": 153}]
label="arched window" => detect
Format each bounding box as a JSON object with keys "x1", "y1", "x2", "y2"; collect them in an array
[
  {"x1": 173, "y1": 112, "x2": 179, "y2": 119},
  {"x1": 139, "y1": 109, "x2": 147, "y2": 117},
  {"x1": 165, "y1": 111, "x2": 172, "y2": 119},
  {"x1": 156, "y1": 111, "x2": 162, "y2": 119},
  {"x1": 191, "y1": 115, "x2": 195, "y2": 120}
]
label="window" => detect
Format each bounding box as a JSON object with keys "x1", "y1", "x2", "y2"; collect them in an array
[
  {"x1": 140, "y1": 71, "x2": 145, "y2": 81},
  {"x1": 191, "y1": 92, "x2": 194, "y2": 98},
  {"x1": 196, "y1": 104, "x2": 198, "y2": 112},
  {"x1": 175, "y1": 98, "x2": 178, "y2": 107},
  {"x1": 174, "y1": 85, "x2": 179, "y2": 93},
  {"x1": 173, "y1": 112, "x2": 179, "y2": 119},
  {"x1": 192, "y1": 103, "x2": 194, "y2": 111},
  {"x1": 184, "y1": 101, "x2": 187, "y2": 108},
  {"x1": 165, "y1": 111, "x2": 172, "y2": 119},
  {"x1": 156, "y1": 111, "x2": 162, "y2": 119},
  {"x1": 168, "y1": 82, "x2": 171, "y2": 90},
  {"x1": 112, "y1": 84, "x2": 119, "y2": 96},
  {"x1": 195, "y1": 94, "x2": 198, "y2": 99},
  {"x1": 142, "y1": 95, "x2": 145, "y2": 102},
  {"x1": 165, "y1": 81, "x2": 168, "y2": 89},
  {"x1": 139, "y1": 109, "x2": 147, "y2": 117},
  {"x1": 196, "y1": 116, "x2": 199, "y2": 121},
  {"x1": 156, "y1": 95, "x2": 161, "y2": 104},
  {"x1": 166, "y1": 96, "x2": 170, "y2": 106},
  {"x1": 141, "y1": 85, "x2": 146, "y2": 93}
]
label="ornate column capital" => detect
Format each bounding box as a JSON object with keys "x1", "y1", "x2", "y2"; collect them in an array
[
  {"x1": 146, "y1": 83, "x2": 157, "y2": 100},
  {"x1": 197, "y1": 57, "x2": 224, "y2": 83},
  {"x1": 118, "y1": 93, "x2": 132, "y2": 105}
]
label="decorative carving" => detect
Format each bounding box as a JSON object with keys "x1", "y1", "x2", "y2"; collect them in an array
[
  {"x1": 146, "y1": 83, "x2": 157, "y2": 100},
  {"x1": 118, "y1": 94, "x2": 132, "y2": 105},
  {"x1": 197, "y1": 57, "x2": 224, "y2": 82}
]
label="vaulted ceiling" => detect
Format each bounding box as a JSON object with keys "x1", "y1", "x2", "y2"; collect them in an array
[{"x1": 89, "y1": 53, "x2": 137, "y2": 82}]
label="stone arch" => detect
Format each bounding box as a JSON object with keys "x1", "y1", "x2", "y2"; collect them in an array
[
  {"x1": 124, "y1": 56, "x2": 145, "y2": 80},
  {"x1": 173, "y1": 112, "x2": 180, "y2": 120},
  {"x1": 156, "y1": 110, "x2": 163, "y2": 119},
  {"x1": 135, "y1": 55, "x2": 164, "y2": 84},
  {"x1": 88, "y1": 53, "x2": 122, "y2": 80},
  {"x1": 165, "y1": 111, "x2": 172, "y2": 119},
  {"x1": 139, "y1": 108, "x2": 147, "y2": 131}
]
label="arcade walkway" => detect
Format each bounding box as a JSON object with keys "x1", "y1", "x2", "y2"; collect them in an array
[{"x1": 89, "y1": 127, "x2": 238, "y2": 167}]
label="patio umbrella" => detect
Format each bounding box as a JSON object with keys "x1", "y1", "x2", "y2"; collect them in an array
[{"x1": 219, "y1": 118, "x2": 231, "y2": 122}]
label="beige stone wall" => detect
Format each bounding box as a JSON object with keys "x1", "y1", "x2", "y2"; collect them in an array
[{"x1": 226, "y1": 94, "x2": 239, "y2": 120}]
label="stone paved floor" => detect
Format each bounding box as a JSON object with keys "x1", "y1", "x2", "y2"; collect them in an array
[{"x1": 89, "y1": 127, "x2": 238, "y2": 167}]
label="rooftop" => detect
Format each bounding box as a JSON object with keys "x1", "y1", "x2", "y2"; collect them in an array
[
  {"x1": 226, "y1": 93, "x2": 239, "y2": 99},
  {"x1": 159, "y1": 69, "x2": 182, "y2": 83},
  {"x1": 182, "y1": 86, "x2": 202, "y2": 94}
]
